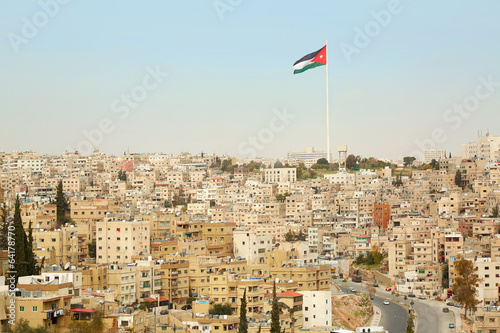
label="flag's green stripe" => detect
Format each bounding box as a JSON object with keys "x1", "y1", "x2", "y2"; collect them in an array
[{"x1": 293, "y1": 62, "x2": 325, "y2": 74}]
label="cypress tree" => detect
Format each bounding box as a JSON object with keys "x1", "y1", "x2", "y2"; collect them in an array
[
  {"x1": 26, "y1": 221, "x2": 38, "y2": 275},
  {"x1": 270, "y1": 281, "x2": 280, "y2": 333},
  {"x1": 238, "y1": 289, "x2": 248, "y2": 333},
  {"x1": 0, "y1": 205, "x2": 9, "y2": 250},
  {"x1": 55, "y1": 180, "x2": 68, "y2": 223},
  {"x1": 12, "y1": 197, "x2": 28, "y2": 283}
]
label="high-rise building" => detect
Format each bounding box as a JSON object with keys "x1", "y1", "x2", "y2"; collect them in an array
[
  {"x1": 462, "y1": 131, "x2": 500, "y2": 162},
  {"x1": 287, "y1": 147, "x2": 328, "y2": 163},
  {"x1": 423, "y1": 148, "x2": 446, "y2": 164},
  {"x1": 374, "y1": 202, "x2": 390, "y2": 231}
]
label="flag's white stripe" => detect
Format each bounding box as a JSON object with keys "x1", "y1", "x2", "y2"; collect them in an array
[{"x1": 293, "y1": 59, "x2": 314, "y2": 71}]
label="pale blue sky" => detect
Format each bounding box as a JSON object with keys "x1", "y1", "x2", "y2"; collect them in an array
[{"x1": 1, "y1": 0, "x2": 499, "y2": 160}]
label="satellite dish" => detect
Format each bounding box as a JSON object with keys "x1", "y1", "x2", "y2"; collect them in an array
[{"x1": 64, "y1": 262, "x2": 70, "y2": 270}]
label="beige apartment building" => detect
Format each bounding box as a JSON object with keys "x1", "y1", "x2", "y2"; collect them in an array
[
  {"x1": 264, "y1": 168, "x2": 297, "y2": 184},
  {"x1": 107, "y1": 264, "x2": 136, "y2": 306},
  {"x1": 96, "y1": 216, "x2": 150, "y2": 264},
  {"x1": 33, "y1": 227, "x2": 79, "y2": 266}
]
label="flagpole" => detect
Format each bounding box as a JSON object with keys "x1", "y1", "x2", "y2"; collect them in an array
[{"x1": 326, "y1": 40, "x2": 331, "y2": 163}]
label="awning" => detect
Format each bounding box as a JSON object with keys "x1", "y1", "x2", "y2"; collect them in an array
[{"x1": 69, "y1": 308, "x2": 98, "y2": 313}]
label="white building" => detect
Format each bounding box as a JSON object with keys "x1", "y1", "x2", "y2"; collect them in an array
[
  {"x1": 96, "y1": 215, "x2": 150, "y2": 264},
  {"x1": 324, "y1": 171, "x2": 355, "y2": 186},
  {"x1": 233, "y1": 227, "x2": 273, "y2": 264},
  {"x1": 423, "y1": 148, "x2": 446, "y2": 164},
  {"x1": 462, "y1": 132, "x2": 500, "y2": 162},
  {"x1": 287, "y1": 146, "x2": 328, "y2": 163},
  {"x1": 264, "y1": 168, "x2": 296, "y2": 184},
  {"x1": 302, "y1": 290, "x2": 332, "y2": 328}
]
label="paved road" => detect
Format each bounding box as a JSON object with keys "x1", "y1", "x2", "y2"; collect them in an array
[
  {"x1": 338, "y1": 282, "x2": 408, "y2": 333},
  {"x1": 368, "y1": 286, "x2": 462, "y2": 332}
]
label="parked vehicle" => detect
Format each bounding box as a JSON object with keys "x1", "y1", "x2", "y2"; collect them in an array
[
  {"x1": 446, "y1": 301, "x2": 454, "y2": 306},
  {"x1": 418, "y1": 296, "x2": 426, "y2": 300},
  {"x1": 373, "y1": 283, "x2": 378, "y2": 287},
  {"x1": 449, "y1": 323, "x2": 455, "y2": 328},
  {"x1": 442, "y1": 307, "x2": 450, "y2": 313},
  {"x1": 385, "y1": 287, "x2": 392, "y2": 291},
  {"x1": 408, "y1": 293, "x2": 416, "y2": 298},
  {"x1": 383, "y1": 300, "x2": 390, "y2": 305},
  {"x1": 181, "y1": 305, "x2": 192, "y2": 310}
]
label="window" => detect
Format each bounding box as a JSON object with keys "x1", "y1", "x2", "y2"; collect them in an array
[
  {"x1": 19, "y1": 306, "x2": 24, "y2": 312},
  {"x1": 32, "y1": 306, "x2": 38, "y2": 312}
]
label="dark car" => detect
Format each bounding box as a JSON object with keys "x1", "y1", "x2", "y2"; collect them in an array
[
  {"x1": 373, "y1": 283, "x2": 379, "y2": 287},
  {"x1": 408, "y1": 293, "x2": 416, "y2": 298},
  {"x1": 160, "y1": 310, "x2": 169, "y2": 315},
  {"x1": 446, "y1": 301, "x2": 454, "y2": 306},
  {"x1": 181, "y1": 305, "x2": 192, "y2": 310},
  {"x1": 442, "y1": 307, "x2": 450, "y2": 313}
]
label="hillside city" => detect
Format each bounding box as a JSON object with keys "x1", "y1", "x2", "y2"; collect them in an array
[{"x1": 2, "y1": 132, "x2": 500, "y2": 333}]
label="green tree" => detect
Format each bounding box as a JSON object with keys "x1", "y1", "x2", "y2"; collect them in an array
[
  {"x1": 55, "y1": 180, "x2": 68, "y2": 223},
  {"x1": 270, "y1": 282, "x2": 281, "y2": 333},
  {"x1": 403, "y1": 156, "x2": 416, "y2": 167},
  {"x1": 491, "y1": 204, "x2": 499, "y2": 218},
  {"x1": 284, "y1": 231, "x2": 294, "y2": 242},
  {"x1": 210, "y1": 199, "x2": 216, "y2": 208},
  {"x1": 276, "y1": 194, "x2": 286, "y2": 202},
  {"x1": 117, "y1": 170, "x2": 127, "y2": 181},
  {"x1": 296, "y1": 230, "x2": 306, "y2": 241},
  {"x1": 455, "y1": 169, "x2": 462, "y2": 188},
  {"x1": 452, "y1": 256, "x2": 481, "y2": 318},
  {"x1": 7, "y1": 318, "x2": 50, "y2": 333},
  {"x1": 88, "y1": 241, "x2": 96, "y2": 258},
  {"x1": 0, "y1": 205, "x2": 9, "y2": 250},
  {"x1": 406, "y1": 314, "x2": 415, "y2": 333},
  {"x1": 238, "y1": 289, "x2": 248, "y2": 333},
  {"x1": 209, "y1": 303, "x2": 233, "y2": 315},
  {"x1": 68, "y1": 312, "x2": 105, "y2": 332},
  {"x1": 316, "y1": 158, "x2": 329, "y2": 165},
  {"x1": 442, "y1": 264, "x2": 449, "y2": 289},
  {"x1": 12, "y1": 197, "x2": 28, "y2": 283},
  {"x1": 346, "y1": 154, "x2": 357, "y2": 169},
  {"x1": 26, "y1": 220, "x2": 39, "y2": 275}
]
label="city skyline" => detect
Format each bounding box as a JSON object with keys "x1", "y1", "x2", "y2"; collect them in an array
[{"x1": 1, "y1": 1, "x2": 499, "y2": 160}]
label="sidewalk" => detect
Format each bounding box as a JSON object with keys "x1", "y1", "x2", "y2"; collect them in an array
[{"x1": 370, "y1": 306, "x2": 382, "y2": 326}]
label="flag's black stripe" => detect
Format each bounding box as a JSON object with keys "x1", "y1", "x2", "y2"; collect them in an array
[{"x1": 293, "y1": 47, "x2": 323, "y2": 66}]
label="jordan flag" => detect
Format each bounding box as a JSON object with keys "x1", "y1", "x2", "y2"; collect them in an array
[{"x1": 293, "y1": 45, "x2": 327, "y2": 74}]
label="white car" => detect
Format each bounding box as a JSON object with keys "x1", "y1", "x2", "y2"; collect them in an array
[{"x1": 383, "y1": 300, "x2": 390, "y2": 305}]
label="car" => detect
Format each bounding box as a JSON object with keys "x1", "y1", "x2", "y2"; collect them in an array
[
  {"x1": 446, "y1": 301, "x2": 454, "y2": 306},
  {"x1": 408, "y1": 293, "x2": 416, "y2": 298},
  {"x1": 350, "y1": 288, "x2": 357, "y2": 293},
  {"x1": 442, "y1": 307, "x2": 450, "y2": 313},
  {"x1": 418, "y1": 296, "x2": 426, "y2": 300},
  {"x1": 181, "y1": 305, "x2": 192, "y2": 310},
  {"x1": 383, "y1": 300, "x2": 390, "y2": 305},
  {"x1": 160, "y1": 310, "x2": 169, "y2": 315},
  {"x1": 454, "y1": 303, "x2": 461, "y2": 308},
  {"x1": 370, "y1": 296, "x2": 374, "y2": 300},
  {"x1": 385, "y1": 288, "x2": 392, "y2": 291},
  {"x1": 373, "y1": 283, "x2": 378, "y2": 287},
  {"x1": 449, "y1": 323, "x2": 455, "y2": 328}
]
